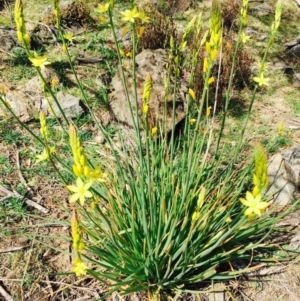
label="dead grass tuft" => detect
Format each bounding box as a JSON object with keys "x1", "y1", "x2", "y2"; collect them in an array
[
  {"x1": 40, "y1": 1, "x2": 95, "y2": 28},
  {"x1": 221, "y1": 0, "x2": 241, "y2": 31},
  {"x1": 193, "y1": 33, "x2": 254, "y2": 111},
  {"x1": 139, "y1": 12, "x2": 177, "y2": 50}
]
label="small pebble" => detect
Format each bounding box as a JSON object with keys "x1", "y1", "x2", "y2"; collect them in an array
[{"x1": 94, "y1": 133, "x2": 105, "y2": 144}]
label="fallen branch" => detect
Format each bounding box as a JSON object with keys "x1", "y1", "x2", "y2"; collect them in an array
[
  {"x1": 0, "y1": 245, "x2": 29, "y2": 254},
  {"x1": 0, "y1": 184, "x2": 49, "y2": 214},
  {"x1": 0, "y1": 284, "x2": 14, "y2": 301}
]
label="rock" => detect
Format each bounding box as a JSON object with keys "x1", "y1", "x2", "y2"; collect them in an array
[
  {"x1": 94, "y1": 133, "x2": 105, "y2": 144},
  {"x1": 249, "y1": 3, "x2": 273, "y2": 16},
  {"x1": 267, "y1": 147, "x2": 300, "y2": 206},
  {"x1": 271, "y1": 62, "x2": 294, "y2": 75},
  {"x1": 24, "y1": 76, "x2": 44, "y2": 95},
  {"x1": 110, "y1": 49, "x2": 187, "y2": 132},
  {"x1": 290, "y1": 230, "x2": 300, "y2": 250},
  {"x1": 0, "y1": 27, "x2": 20, "y2": 52},
  {"x1": 47, "y1": 91, "x2": 83, "y2": 118},
  {"x1": 285, "y1": 35, "x2": 300, "y2": 57},
  {"x1": 207, "y1": 283, "x2": 226, "y2": 301},
  {"x1": 2, "y1": 91, "x2": 38, "y2": 122}
]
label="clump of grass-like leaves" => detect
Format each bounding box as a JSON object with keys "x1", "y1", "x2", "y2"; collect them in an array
[{"x1": 1, "y1": 0, "x2": 297, "y2": 300}]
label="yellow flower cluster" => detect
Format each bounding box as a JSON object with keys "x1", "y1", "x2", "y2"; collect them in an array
[
  {"x1": 36, "y1": 112, "x2": 56, "y2": 163},
  {"x1": 192, "y1": 187, "x2": 206, "y2": 223},
  {"x1": 121, "y1": 6, "x2": 149, "y2": 24},
  {"x1": 203, "y1": 1, "x2": 222, "y2": 84},
  {"x1": 69, "y1": 125, "x2": 89, "y2": 178},
  {"x1": 252, "y1": 143, "x2": 268, "y2": 197},
  {"x1": 71, "y1": 211, "x2": 85, "y2": 251},
  {"x1": 15, "y1": 0, "x2": 30, "y2": 46},
  {"x1": 15, "y1": 1, "x2": 51, "y2": 69},
  {"x1": 240, "y1": 0, "x2": 249, "y2": 25},
  {"x1": 254, "y1": 1, "x2": 281, "y2": 87},
  {"x1": 240, "y1": 143, "x2": 269, "y2": 218},
  {"x1": 142, "y1": 74, "x2": 153, "y2": 115},
  {"x1": 71, "y1": 212, "x2": 87, "y2": 277},
  {"x1": 271, "y1": 1, "x2": 282, "y2": 34},
  {"x1": 68, "y1": 125, "x2": 106, "y2": 206}
]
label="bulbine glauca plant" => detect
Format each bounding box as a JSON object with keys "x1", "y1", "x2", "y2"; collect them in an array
[{"x1": 1, "y1": 0, "x2": 298, "y2": 299}]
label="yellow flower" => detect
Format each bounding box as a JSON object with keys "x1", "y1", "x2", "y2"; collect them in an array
[
  {"x1": 208, "y1": 77, "x2": 215, "y2": 85},
  {"x1": 179, "y1": 41, "x2": 187, "y2": 51},
  {"x1": 87, "y1": 166, "x2": 106, "y2": 183},
  {"x1": 192, "y1": 211, "x2": 200, "y2": 223},
  {"x1": 0, "y1": 84, "x2": 5, "y2": 94},
  {"x1": 151, "y1": 127, "x2": 158, "y2": 135},
  {"x1": 99, "y1": 16, "x2": 107, "y2": 24},
  {"x1": 197, "y1": 186, "x2": 206, "y2": 209},
  {"x1": 253, "y1": 73, "x2": 270, "y2": 87},
  {"x1": 278, "y1": 121, "x2": 284, "y2": 135},
  {"x1": 143, "y1": 74, "x2": 152, "y2": 102},
  {"x1": 51, "y1": 78, "x2": 58, "y2": 87},
  {"x1": 39, "y1": 111, "x2": 48, "y2": 139},
  {"x1": 67, "y1": 177, "x2": 93, "y2": 206},
  {"x1": 137, "y1": 26, "x2": 145, "y2": 38},
  {"x1": 71, "y1": 212, "x2": 84, "y2": 251},
  {"x1": 97, "y1": 3, "x2": 110, "y2": 13},
  {"x1": 226, "y1": 42, "x2": 232, "y2": 50},
  {"x1": 241, "y1": 32, "x2": 250, "y2": 44},
  {"x1": 119, "y1": 48, "x2": 125, "y2": 57},
  {"x1": 210, "y1": 49, "x2": 218, "y2": 61},
  {"x1": 29, "y1": 52, "x2": 50, "y2": 69},
  {"x1": 36, "y1": 146, "x2": 55, "y2": 163},
  {"x1": 24, "y1": 33, "x2": 30, "y2": 44},
  {"x1": 203, "y1": 57, "x2": 208, "y2": 73},
  {"x1": 189, "y1": 88, "x2": 196, "y2": 100},
  {"x1": 36, "y1": 148, "x2": 49, "y2": 163},
  {"x1": 63, "y1": 32, "x2": 74, "y2": 42},
  {"x1": 189, "y1": 118, "x2": 196, "y2": 125},
  {"x1": 143, "y1": 104, "x2": 149, "y2": 115},
  {"x1": 121, "y1": 6, "x2": 140, "y2": 23},
  {"x1": 206, "y1": 106, "x2": 212, "y2": 117},
  {"x1": 257, "y1": 61, "x2": 267, "y2": 72},
  {"x1": 138, "y1": 11, "x2": 150, "y2": 23},
  {"x1": 225, "y1": 216, "x2": 232, "y2": 223},
  {"x1": 240, "y1": 191, "x2": 269, "y2": 218},
  {"x1": 72, "y1": 257, "x2": 87, "y2": 277},
  {"x1": 62, "y1": 44, "x2": 67, "y2": 52}
]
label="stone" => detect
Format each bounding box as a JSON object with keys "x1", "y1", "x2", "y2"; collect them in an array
[
  {"x1": 2, "y1": 91, "x2": 38, "y2": 122},
  {"x1": 0, "y1": 27, "x2": 20, "y2": 52},
  {"x1": 94, "y1": 133, "x2": 105, "y2": 144},
  {"x1": 285, "y1": 35, "x2": 300, "y2": 57},
  {"x1": 207, "y1": 283, "x2": 226, "y2": 301},
  {"x1": 249, "y1": 3, "x2": 273, "y2": 16},
  {"x1": 109, "y1": 49, "x2": 187, "y2": 132},
  {"x1": 267, "y1": 147, "x2": 300, "y2": 206},
  {"x1": 48, "y1": 91, "x2": 83, "y2": 118}
]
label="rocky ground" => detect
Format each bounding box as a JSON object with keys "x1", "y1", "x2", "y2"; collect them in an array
[{"x1": 1, "y1": 0, "x2": 300, "y2": 300}]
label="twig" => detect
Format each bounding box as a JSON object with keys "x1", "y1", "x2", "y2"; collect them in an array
[
  {"x1": 0, "y1": 284, "x2": 14, "y2": 301},
  {"x1": 0, "y1": 184, "x2": 49, "y2": 214},
  {"x1": 0, "y1": 195, "x2": 12, "y2": 202},
  {"x1": 73, "y1": 297, "x2": 91, "y2": 301},
  {"x1": 16, "y1": 151, "x2": 31, "y2": 192},
  {"x1": 15, "y1": 151, "x2": 46, "y2": 209},
  {"x1": 25, "y1": 20, "x2": 58, "y2": 42},
  {"x1": 0, "y1": 245, "x2": 29, "y2": 253}
]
